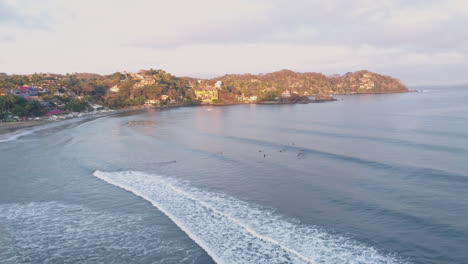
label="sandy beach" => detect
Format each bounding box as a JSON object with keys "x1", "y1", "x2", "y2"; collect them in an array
[
  {"x1": 0, "y1": 120, "x2": 52, "y2": 135},
  {"x1": 0, "y1": 106, "x2": 152, "y2": 137}
]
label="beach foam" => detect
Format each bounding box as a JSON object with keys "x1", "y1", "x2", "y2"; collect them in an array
[
  {"x1": 0, "y1": 114, "x2": 108, "y2": 143},
  {"x1": 94, "y1": 170, "x2": 408, "y2": 264}
]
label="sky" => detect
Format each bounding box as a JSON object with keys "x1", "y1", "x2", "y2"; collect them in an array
[{"x1": 0, "y1": 0, "x2": 467, "y2": 85}]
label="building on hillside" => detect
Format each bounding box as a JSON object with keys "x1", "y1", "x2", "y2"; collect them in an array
[
  {"x1": 145, "y1": 99, "x2": 159, "y2": 105},
  {"x1": 249, "y1": 95, "x2": 258, "y2": 102},
  {"x1": 110, "y1": 85, "x2": 120, "y2": 93},
  {"x1": 161, "y1": 95, "x2": 169, "y2": 100},
  {"x1": 46, "y1": 109, "x2": 64, "y2": 115},
  {"x1": 236, "y1": 95, "x2": 258, "y2": 103},
  {"x1": 39, "y1": 101, "x2": 52, "y2": 107},
  {"x1": 134, "y1": 77, "x2": 156, "y2": 88},
  {"x1": 281, "y1": 90, "x2": 291, "y2": 98},
  {"x1": 132, "y1": 73, "x2": 144, "y2": 80},
  {"x1": 194, "y1": 86, "x2": 218, "y2": 104},
  {"x1": 215, "y1": 80, "x2": 222, "y2": 89},
  {"x1": 9, "y1": 86, "x2": 39, "y2": 99},
  {"x1": 54, "y1": 90, "x2": 65, "y2": 96}
]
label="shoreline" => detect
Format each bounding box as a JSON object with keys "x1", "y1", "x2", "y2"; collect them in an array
[
  {"x1": 0, "y1": 91, "x2": 409, "y2": 137},
  {"x1": 0, "y1": 107, "x2": 141, "y2": 138}
]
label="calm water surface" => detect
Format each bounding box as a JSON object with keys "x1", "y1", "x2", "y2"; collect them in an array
[{"x1": 1, "y1": 87, "x2": 467, "y2": 264}]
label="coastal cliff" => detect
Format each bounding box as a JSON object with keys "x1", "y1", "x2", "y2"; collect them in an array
[{"x1": 192, "y1": 70, "x2": 408, "y2": 104}]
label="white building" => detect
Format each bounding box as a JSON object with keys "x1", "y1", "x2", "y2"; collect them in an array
[
  {"x1": 281, "y1": 90, "x2": 291, "y2": 98},
  {"x1": 145, "y1": 99, "x2": 159, "y2": 105},
  {"x1": 110, "y1": 85, "x2": 120, "y2": 93}
]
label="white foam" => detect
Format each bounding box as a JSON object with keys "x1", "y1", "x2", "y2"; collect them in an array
[
  {"x1": 0, "y1": 202, "x2": 200, "y2": 263},
  {"x1": 0, "y1": 115, "x2": 107, "y2": 143},
  {"x1": 0, "y1": 128, "x2": 37, "y2": 143},
  {"x1": 94, "y1": 170, "x2": 408, "y2": 264}
]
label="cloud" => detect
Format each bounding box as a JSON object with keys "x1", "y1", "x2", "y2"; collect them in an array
[
  {"x1": 0, "y1": 0, "x2": 51, "y2": 30},
  {"x1": 0, "y1": 0, "x2": 467, "y2": 85}
]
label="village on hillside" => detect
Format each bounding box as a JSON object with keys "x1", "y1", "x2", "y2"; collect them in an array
[{"x1": 0, "y1": 69, "x2": 408, "y2": 122}]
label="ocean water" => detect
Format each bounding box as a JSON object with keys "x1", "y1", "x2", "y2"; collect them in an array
[{"x1": 1, "y1": 86, "x2": 467, "y2": 264}]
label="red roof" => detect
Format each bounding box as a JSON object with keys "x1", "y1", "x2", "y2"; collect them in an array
[
  {"x1": 46, "y1": 110, "x2": 64, "y2": 115},
  {"x1": 18, "y1": 86, "x2": 29, "y2": 90}
]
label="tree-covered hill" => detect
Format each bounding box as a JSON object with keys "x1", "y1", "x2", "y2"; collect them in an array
[{"x1": 0, "y1": 69, "x2": 408, "y2": 119}]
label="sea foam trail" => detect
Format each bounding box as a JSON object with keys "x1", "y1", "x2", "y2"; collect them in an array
[{"x1": 94, "y1": 171, "x2": 407, "y2": 264}]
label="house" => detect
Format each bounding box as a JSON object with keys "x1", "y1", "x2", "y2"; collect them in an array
[
  {"x1": 145, "y1": 99, "x2": 159, "y2": 105},
  {"x1": 131, "y1": 73, "x2": 144, "y2": 80},
  {"x1": 236, "y1": 95, "x2": 257, "y2": 103},
  {"x1": 9, "y1": 86, "x2": 39, "y2": 97},
  {"x1": 281, "y1": 90, "x2": 291, "y2": 98},
  {"x1": 18, "y1": 86, "x2": 30, "y2": 94},
  {"x1": 161, "y1": 95, "x2": 169, "y2": 100},
  {"x1": 10, "y1": 86, "x2": 29, "y2": 96},
  {"x1": 215, "y1": 80, "x2": 222, "y2": 89},
  {"x1": 46, "y1": 109, "x2": 64, "y2": 115},
  {"x1": 109, "y1": 85, "x2": 120, "y2": 93},
  {"x1": 248, "y1": 96, "x2": 258, "y2": 102},
  {"x1": 28, "y1": 87, "x2": 38, "y2": 96},
  {"x1": 39, "y1": 101, "x2": 52, "y2": 107}
]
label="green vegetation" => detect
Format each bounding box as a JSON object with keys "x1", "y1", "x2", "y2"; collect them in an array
[
  {"x1": 65, "y1": 98, "x2": 90, "y2": 112},
  {"x1": 0, "y1": 95, "x2": 46, "y2": 121},
  {"x1": 260, "y1": 90, "x2": 280, "y2": 101}
]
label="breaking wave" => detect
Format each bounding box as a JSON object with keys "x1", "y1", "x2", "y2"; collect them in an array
[
  {"x1": 94, "y1": 170, "x2": 408, "y2": 264},
  {"x1": 0, "y1": 202, "x2": 203, "y2": 263}
]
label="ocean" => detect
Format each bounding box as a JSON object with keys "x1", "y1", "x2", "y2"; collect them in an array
[{"x1": 1, "y1": 86, "x2": 467, "y2": 264}]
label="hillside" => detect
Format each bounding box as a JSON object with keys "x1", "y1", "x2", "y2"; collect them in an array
[
  {"x1": 0, "y1": 69, "x2": 408, "y2": 120},
  {"x1": 194, "y1": 70, "x2": 407, "y2": 104}
]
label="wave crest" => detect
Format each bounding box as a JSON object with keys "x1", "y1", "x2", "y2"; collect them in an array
[{"x1": 94, "y1": 170, "x2": 407, "y2": 264}]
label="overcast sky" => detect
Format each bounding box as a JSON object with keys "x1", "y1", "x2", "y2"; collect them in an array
[{"x1": 1, "y1": 0, "x2": 467, "y2": 85}]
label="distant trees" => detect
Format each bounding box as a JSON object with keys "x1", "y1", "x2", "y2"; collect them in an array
[
  {"x1": 0, "y1": 95, "x2": 46, "y2": 120},
  {"x1": 0, "y1": 75, "x2": 29, "y2": 91},
  {"x1": 65, "y1": 98, "x2": 90, "y2": 112},
  {"x1": 30, "y1": 73, "x2": 43, "y2": 84},
  {"x1": 260, "y1": 90, "x2": 280, "y2": 101},
  {"x1": 104, "y1": 94, "x2": 127, "y2": 109}
]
